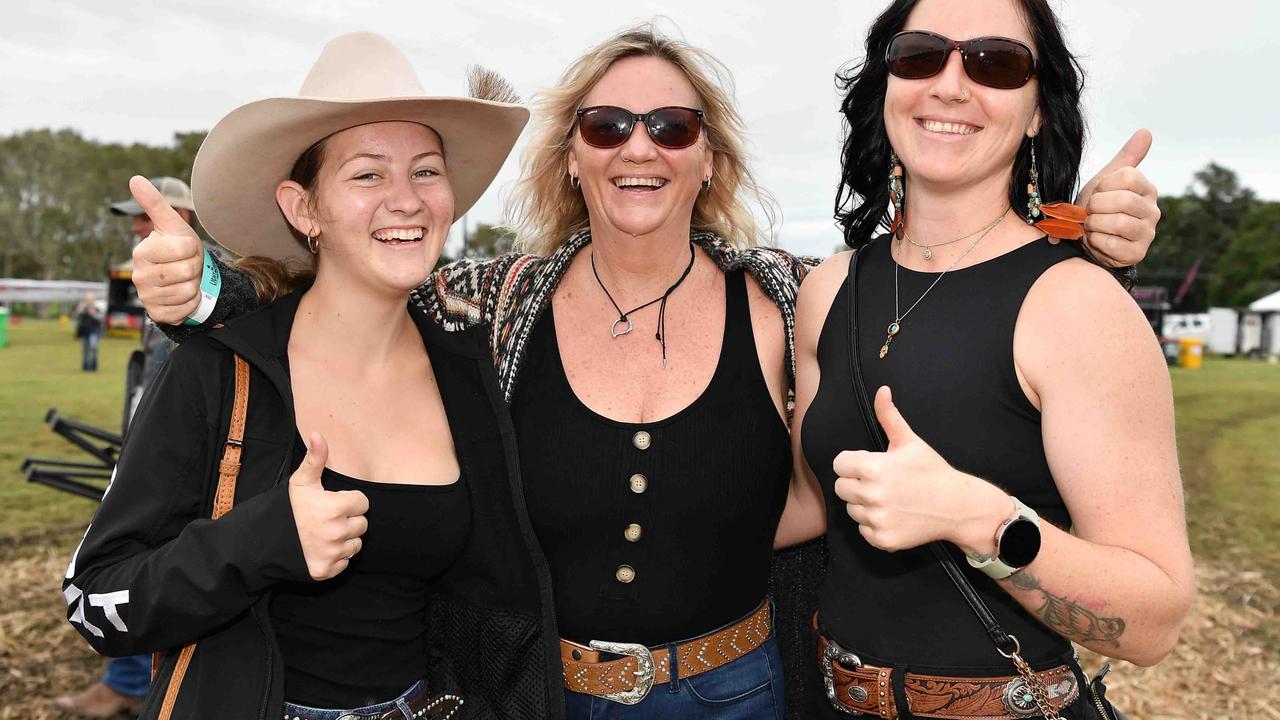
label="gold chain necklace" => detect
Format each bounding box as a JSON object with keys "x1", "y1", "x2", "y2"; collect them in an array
[
  {"x1": 903, "y1": 208, "x2": 1007, "y2": 260},
  {"x1": 880, "y1": 207, "x2": 1010, "y2": 359}
]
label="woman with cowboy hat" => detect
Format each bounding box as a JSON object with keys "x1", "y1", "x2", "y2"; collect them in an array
[
  {"x1": 124, "y1": 23, "x2": 1163, "y2": 719},
  {"x1": 63, "y1": 33, "x2": 565, "y2": 720}
]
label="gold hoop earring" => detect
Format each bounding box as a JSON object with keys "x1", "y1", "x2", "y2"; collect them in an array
[{"x1": 307, "y1": 234, "x2": 319, "y2": 254}]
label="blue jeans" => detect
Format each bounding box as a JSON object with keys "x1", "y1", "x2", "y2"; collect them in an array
[
  {"x1": 102, "y1": 654, "x2": 150, "y2": 699},
  {"x1": 81, "y1": 332, "x2": 100, "y2": 371},
  {"x1": 564, "y1": 633, "x2": 785, "y2": 719},
  {"x1": 283, "y1": 680, "x2": 428, "y2": 720}
]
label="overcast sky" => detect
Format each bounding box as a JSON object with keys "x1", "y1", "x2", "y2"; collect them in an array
[{"x1": 4, "y1": 0, "x2": 1277, "y2": 257}]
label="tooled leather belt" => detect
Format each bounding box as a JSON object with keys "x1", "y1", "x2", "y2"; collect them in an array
[
  {"x1": 817, "y1": 632, "x2": 1080, "y2": 719},
  {"x1": 560, "y1": 600, "x2": 772, "y2": 705}
]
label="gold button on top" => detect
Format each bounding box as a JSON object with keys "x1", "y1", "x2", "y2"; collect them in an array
[
  {"x1": 629, "y1": 474, "x2": 648, "y2": 494},
  {"x1": 632, "y1": 431, "x2": 652, "y2": 450},
  {"x1": 616, "y1": 565, "x2": 636, "y2": 583},
  {"x1": 624, "y1": 523, "x2": 643, "y2": 542}
]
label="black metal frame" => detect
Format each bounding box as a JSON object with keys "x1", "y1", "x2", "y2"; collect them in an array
[{"x1": 21, "y1": 408, "x2": 122, "y2": 502}]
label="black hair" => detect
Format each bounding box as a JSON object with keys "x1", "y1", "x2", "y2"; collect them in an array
[{"x1": 833, "y1": 0, "x2": 1086, "y2": 249}]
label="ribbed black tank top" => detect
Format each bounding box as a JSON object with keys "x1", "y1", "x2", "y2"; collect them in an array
[
  {"x1": 802, "y1": 236, "x2": 1082, "y2": 672},
  {"x1": 514, "y1": 270, "x2": 791, "y2": 646}
]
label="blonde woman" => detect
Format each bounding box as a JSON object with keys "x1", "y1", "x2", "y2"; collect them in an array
[{"x1": 128, "y1": 24, "x2": 1161, "y2": 719}]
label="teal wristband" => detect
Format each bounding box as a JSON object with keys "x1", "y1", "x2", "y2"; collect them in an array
[{"x1": 182, "y1": 248, "x2": 221, "y2": 326}]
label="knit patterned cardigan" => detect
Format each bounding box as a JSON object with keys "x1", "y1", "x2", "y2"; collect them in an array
[
  {"x1": 411, "y1": 228, "x2": 820, "y2": 405},
  {"x1": 413, "y1": 229, "x2": 828, "y2": 718}
]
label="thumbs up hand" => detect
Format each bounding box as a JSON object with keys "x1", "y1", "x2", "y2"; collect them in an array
[
  {"x1": 127, "y1": 175, "x2": 206, "y2": 324},
  {"x1": 832, "y1": 387, "x2": 1006, "y2": 553},
  {"x1": 288, "y1": 433, "x2": 370, "y2": 581},
  {"x1": 1068, "y1": 129, "x2": 1160, "y2": 267}
]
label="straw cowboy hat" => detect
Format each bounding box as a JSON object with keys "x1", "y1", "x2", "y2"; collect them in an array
[{"x1": 191, "y1": 32, "x2": 528, "y2": 262}]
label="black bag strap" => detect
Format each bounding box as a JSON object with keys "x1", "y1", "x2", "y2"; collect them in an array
[{"x1": 843, "y1": 246, "x2": 1019, "y2": 657}]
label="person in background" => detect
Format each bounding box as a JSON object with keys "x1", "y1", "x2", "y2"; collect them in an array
[
  {"x1": 72, "y1": 292, "x2": 104, "y2": 373},
  {"x1": 111, "y1": 176, "x2": 200, "y2": 388}
]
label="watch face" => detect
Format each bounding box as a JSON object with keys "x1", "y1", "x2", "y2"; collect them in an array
[{"x1": 999, "y1": 518, "x2": 1042, "y2": 568}]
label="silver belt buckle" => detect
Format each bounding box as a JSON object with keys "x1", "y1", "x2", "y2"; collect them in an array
[
  {"x1": 820, "y1": 636, "x2": 865, "y2": 716},
  {"x1": 1001, "y1": 672, "x2": 1078, "y2": 718},
  {"x1": 588, "y1": 639, "x2": 656, "y2": 705}
]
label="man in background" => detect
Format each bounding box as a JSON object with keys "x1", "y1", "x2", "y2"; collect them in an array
[
  {"x1": 73, "y1": 291, "x2": 104, "y2": 371},
  {"x1": 52, "y1": 176, "x2": 197, "y2": 718}
]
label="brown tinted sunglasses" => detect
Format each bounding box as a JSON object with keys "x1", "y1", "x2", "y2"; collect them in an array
[
  {"x1": 886, "y1": 30, "x2": 1037, "y2": 90},
  {"x1": 575, "y1": 105, "x2": 704, "y2": 149}
]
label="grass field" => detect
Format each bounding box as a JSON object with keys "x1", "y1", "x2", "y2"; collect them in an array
[
  {"x1": 1, "y1": 318, "x2": 1277, "y2": 718},
  {"x1": 0, "y1": 320, "x2": 138, "y2": 543}
]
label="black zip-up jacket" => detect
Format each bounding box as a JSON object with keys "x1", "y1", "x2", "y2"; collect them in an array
[{"x1": 63, "y1": 289, "x2": 565, "y2": 719}]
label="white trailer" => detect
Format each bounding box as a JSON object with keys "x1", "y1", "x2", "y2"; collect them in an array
[
  {"x1": 1240, "y1": 313, "x2": 1264, "y2": 355},
  {"x1": 1207, "y1": 307, "x2": 1239, "y2": 355}
]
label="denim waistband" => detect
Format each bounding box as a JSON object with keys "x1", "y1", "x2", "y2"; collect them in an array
[{"x1": 283, "y1": 679, "x2": 423, "y2": 720}]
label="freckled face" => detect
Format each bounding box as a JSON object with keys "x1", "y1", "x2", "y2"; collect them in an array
[
  {"x1": 884, "y1": 0, "x2": 1041, "y2": 191},
  {"x1": 303, "y1": 121, "x2": 454, "y2": 293},
  {"x1": 568, "y1": 56, "x2": 713, "y2": 238}
]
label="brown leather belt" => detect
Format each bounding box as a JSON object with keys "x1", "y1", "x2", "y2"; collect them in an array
[
  {"x1": 282, "y1": 682, "x2": 462, "y2": 720},
  {"x1": 560, "y1": 601, "x2": 772, "y2": 705},
  {"x1": 817, "y1": 632, "x2": 1079, "y2": 719}
]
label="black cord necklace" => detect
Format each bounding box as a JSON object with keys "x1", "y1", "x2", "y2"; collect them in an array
[{"x1": 591, "y1": 241, "x2": 696, "y2": 368}]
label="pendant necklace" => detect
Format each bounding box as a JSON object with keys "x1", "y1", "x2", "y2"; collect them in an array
[
  {"x1": 881, "y1": 207, "x2": 1009, "y2": 359},
  {"x1": 903, "y1": 209, "x2": 1007, "y2": 260},
  {"x1": 592, "y1": 241, "x2": 696, "y2": 368}
]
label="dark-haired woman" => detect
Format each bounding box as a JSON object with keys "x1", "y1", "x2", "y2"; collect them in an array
[{"x1": 792, "y1": 0, "x2": 1193, "y2": 717}]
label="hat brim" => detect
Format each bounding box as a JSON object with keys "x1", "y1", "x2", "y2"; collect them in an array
[
  {"x1": 110, "y1": 200, "x2": 144, "y2": 216},
  {"x1": 192, "y1": 96, "x2": 528, "y2": 262}
]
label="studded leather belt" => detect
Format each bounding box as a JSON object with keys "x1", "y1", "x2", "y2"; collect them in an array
[
  {"x1": 560, "y1": 600, "x2": 772, "y2": 705},
  {"x1": 817, "y1": 631, "x2": 1080, "y2": 719}
]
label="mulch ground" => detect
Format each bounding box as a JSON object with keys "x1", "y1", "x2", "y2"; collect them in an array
[{"x1": 2, "y1": 534, "x2": 1276, "y2": 719}]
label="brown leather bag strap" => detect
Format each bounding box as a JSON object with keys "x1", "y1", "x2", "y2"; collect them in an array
[{"x1": 155, "y1": 353, "x2": 250, "y2": 719}]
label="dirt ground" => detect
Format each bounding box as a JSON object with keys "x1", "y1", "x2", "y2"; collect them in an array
[{"x1": 2, "y1": 530, "x2": 1276, "y2": 719}]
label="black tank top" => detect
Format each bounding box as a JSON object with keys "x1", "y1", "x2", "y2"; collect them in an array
[
  {"x1": 514, "y1": 269, "x2": 791, "y2": 645},
  {"x1": 802, "y1": 236, "x2": 1081, "y2": 671},
  {"x1": 271, "y1": 453, "x2": 470, "y2": 708}
]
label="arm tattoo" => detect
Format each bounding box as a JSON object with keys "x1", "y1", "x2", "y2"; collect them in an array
[{"x1": 1009, "y1": 571, "x2": 1126, "y2": 648}]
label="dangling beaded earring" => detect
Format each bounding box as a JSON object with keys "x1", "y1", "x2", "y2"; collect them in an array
[
  {"x1": 888, "y1": 149, "x2": 905, "y2": 235},
  {"x1": 1023, "y1": 139, "x2": 1088, "y2": 240},
  {"x1": 1025, "y1": 140, "x2": 1042, "y2": 224}
]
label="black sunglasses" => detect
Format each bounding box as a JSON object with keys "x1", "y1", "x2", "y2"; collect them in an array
[
  {"x1": 886, "y1": 30, "x2": 1037, "y2": 90},
  {"x1": 575, "y1": 105, "x2": 705, "y2": 149}
]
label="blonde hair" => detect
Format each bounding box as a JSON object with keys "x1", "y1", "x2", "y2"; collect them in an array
[{"x1": 507, "y1": 23, "x2": 778, "y2": 255}]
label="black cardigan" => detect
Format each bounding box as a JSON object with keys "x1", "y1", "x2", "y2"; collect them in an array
[{"x1": 64, "y1": 289, "x2": 565, "y2": 720}]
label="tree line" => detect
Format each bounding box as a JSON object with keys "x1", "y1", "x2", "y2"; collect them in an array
[
  {"x1": 1145, "y1": 163, "x2": 1279, "y2": 309},
  {"x1": 2, "y1": 128, "x2": 1276, "y2": 309},
  {"x1": 0, "y1": 129, "x2": 207, "y2": 281}
]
